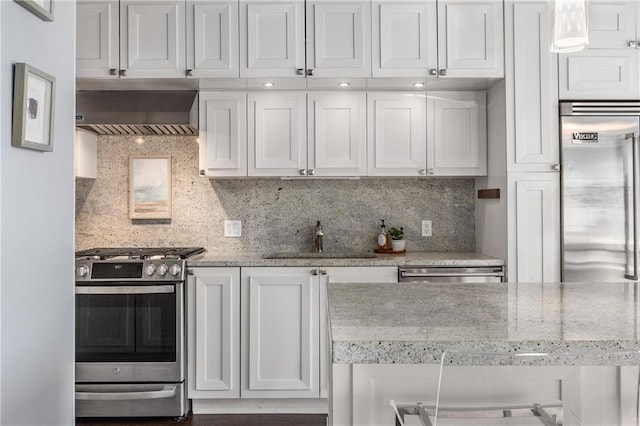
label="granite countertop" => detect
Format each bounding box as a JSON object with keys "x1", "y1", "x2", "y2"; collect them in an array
[
  {"x1": 328, "y1": 281, "x2": 640, "y2": 365},
  {"x1": 187, "y1": 251, "x2": 503, "y2": 267}
]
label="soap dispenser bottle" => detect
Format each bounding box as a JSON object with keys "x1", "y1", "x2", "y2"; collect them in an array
[{"x1": 377, "y1": 219, "x2": 388, "y2": 250}]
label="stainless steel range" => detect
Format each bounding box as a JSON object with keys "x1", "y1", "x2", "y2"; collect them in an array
[{"x1": 74, "y1": 247, "x2": 205, "y2": 419}]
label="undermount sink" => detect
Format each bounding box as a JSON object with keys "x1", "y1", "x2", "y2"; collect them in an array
[{"x1": 263, "y1": 252, "x2": 377, "y2": 259}]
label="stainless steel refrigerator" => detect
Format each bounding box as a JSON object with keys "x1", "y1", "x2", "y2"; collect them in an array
[{"x1": 560, "y1": 102, "x2": 640, "y2": 282}]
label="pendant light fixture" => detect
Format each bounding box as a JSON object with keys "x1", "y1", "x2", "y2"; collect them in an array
[{"x1": 550, "y1": 0, "x2": 589, "y2": 52}]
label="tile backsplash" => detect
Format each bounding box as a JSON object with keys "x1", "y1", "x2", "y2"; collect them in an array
[{"x1": 75, "y1": 135, "x2": 476, "y2": 253}]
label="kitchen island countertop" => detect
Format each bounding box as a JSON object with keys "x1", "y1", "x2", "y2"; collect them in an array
[
  {"x1": 328, "y1": 281, "x2": 640, "y2": 365},
  {"x1": 187, "y1": 251, "x2": 503, "y2": 267}
]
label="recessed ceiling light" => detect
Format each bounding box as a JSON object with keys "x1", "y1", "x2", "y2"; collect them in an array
[
  {"x1": 413, "y1": 82, "x2": 425, "y2": 88},
  {"x1": 338, "y1": 82, "x2": 350, "y2": 87},
  {"x1": 134, "y1": 137, "x2": 145, "y2": 145},
  {"x1": 263, "y1": 82, "x2": 275, "y2": 88}
]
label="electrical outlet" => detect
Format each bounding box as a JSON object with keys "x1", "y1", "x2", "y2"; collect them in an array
[
  {"x1": 422, "y1": 220, "x2": 432, "y2": 237},
  {"x1": 223, "y1": 220, "x2": 242, "y2": 237}
]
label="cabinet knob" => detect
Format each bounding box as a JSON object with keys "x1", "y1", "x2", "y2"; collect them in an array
[
  {"x1": 427, "y1": 168, "x2": 435, "y2": 175},
  {"x1": 299, "y1": 169, "x2": 308, "y2": 176},
  {"x1": 419, "y1": 169, "x2": 427, "y2": 176},
  {"x1": 552, "y1": 164, "x2": 560, "y2": 171},
  {"x1": 109, "y1": 68, "x2": 117, "y2": 76},
  {"x1": 296, "y1": 68, "x2": 304, "y2": 75},
  {"x1": 119, "y1": 69, "x2": 127, "y2": 77},
  {"x1": 319, "y1": 269, "x2": 327, "y2": 276},
  {"x1": 311, "y1": 269, "x2": 319, "y2": 275},
  {"x1": 629, "y1": 41, "x2": 638, "y2": 48},
  {"x1": 429, "y1": 68, "x2": 438, "y2": 76},
  {"x1": 308, "y1": 169, "x2": 316, "y2": 176},
  {"x1": 439, "y1": 69, "x2": 447, "y2": 76},
  {"x1": 186, "y1": 69, "x2": 194, "y2": 77},
  {"x1": 306, "y1": 69, "x2": 314, "y2": 76}
]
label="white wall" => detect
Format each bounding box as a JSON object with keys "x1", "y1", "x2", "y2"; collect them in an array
[{"x1": 1, "y1": 1, "x2": 75, "y2": 425}]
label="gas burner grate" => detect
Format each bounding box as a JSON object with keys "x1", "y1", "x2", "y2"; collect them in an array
[{"x1": 75, "y1": 247, "x2": 206, "y2": 260}]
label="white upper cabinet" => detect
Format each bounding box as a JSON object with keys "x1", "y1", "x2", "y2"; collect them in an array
[
  {"x1": 559, "y1": 1, "x2": 640, "y2": 99},
  {"x1": 248, "y1": 92, "x2": 307, "y2": 176},
  {"x1": 427, "y1": 91, "x2": 486, "y2": 176},
  {"x1": 306, "y1": 1, "x2": 372, "y2": 78},
  {"x1": 199, "y1": 92, "x2": 247, "y2": 177},
  {"x1": 240, "y1": 1, "x2": 305, "y2": 78},
  {"x1": 508, "y1": 2, "x2": 559, "y2": 172},
  {"x1": 248, "y1": 92, "x2": 367, "y2": 177},
  {"x1": 367, "y1": 92, "x2": 427, "y2": 176},
  {"x1": 436, "y1": 0, "x2": 504, "y2": 78},
  {"x1": 372, "y1": 1, "x2": 437, "y2": 77},
  {"x1": 120, "y1": 1, "x2": 187, "y2": 78},
  {"x1": 76, "y1": 1, "x2": 120, "y2": 78},
  {"x1": 307, "y1": 92, "x2": 367, "y2": 176},
  {"x1": 187, "y1": 1, "x2": 239, "y2": 78}
]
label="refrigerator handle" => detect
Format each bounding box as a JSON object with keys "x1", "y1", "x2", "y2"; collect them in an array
[{"x1": 625, "y1": 133, "x2": 639, "y2": 281}]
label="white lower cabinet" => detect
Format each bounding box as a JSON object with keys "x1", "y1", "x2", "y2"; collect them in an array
[
  {"x1": 507, "y1": 172, "x2": 561, "y2": 282},
  {"x1": 188, "y1": 265, "x2": 397, "y2": 406},
  {"x1": 241, "y1": 267, "x2": 319, "y2": 398},
  {"x1": 187, "y1": 267, "x2": 241, "y2": 399}
]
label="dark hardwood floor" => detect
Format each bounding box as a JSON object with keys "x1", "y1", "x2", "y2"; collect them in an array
[{"x1": 76, "y1": 413, "x2": 327, "y2": 426}]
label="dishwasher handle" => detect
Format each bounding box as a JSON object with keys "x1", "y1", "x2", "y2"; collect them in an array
[{"x1": 400, "y1": 271, "x2": 504, "y2": 279}]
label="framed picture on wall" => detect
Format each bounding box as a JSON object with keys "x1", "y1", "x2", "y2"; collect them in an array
[
  {"x1": 11, "y1": 62, "x2": 55, "y2": 152},
  {"x1": 14, "y1": 0, "x2": 54, "y2": 21},
  {"x1": 129, "y1": 156, "x2": 172, "y2": 219}
]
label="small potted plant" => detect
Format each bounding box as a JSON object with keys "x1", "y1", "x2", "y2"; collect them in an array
[{"x1": 389, "y1": 226, "x2": 405, "y2": 252}]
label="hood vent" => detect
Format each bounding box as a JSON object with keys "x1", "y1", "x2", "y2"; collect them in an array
[{"x1": 76, "y1": 91, "x2": 198, "y2": 136}]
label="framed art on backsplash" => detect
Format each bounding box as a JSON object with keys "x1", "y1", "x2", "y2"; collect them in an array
[
  {"x1": 11, "y1": 62, "x2": 55, "y2": 152},
  {"x1": 129, "y1": 156, "x2": 173, "y2": 220}
]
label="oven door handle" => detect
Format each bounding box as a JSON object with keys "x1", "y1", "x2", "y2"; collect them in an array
[
  {"x1": 75, "y1": 285, "x2": 175, "y2": 295},
  {"x1": 75, "y1": 384, "x2": 177, "y2": 401}
]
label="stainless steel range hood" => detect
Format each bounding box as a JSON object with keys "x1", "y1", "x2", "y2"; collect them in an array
[{"x1": 76, "y1": 91, "x2": 198, "y2": 136}]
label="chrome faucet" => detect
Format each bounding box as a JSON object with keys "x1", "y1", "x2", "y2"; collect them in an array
[{"x1": 314, "y1": 221, "x2": 324, "y2": 253}]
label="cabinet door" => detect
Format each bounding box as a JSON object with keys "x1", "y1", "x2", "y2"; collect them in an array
[
  {"x1": 187, "y1": 267, "x2": 240, "y2": 399},
  {"x1": 372, "y1": 0, "x2": 437, "y2": 78},
  {"x1": 77, "y1": 1, "x2": 119, "y2": 78},
  {"x1": 248, "y1": 92, "x2": 307, "y2": 177},
  {"x1": 508, "y1": 2, "x2": 559, "y2": 171},
  {"x1": 427, "y1": 91, "x2": 486, "y2": 176},
  {"x1": 199, "y1": 92, "x2": 247, "y2": 177},
  {"x1": 587, "y1": 1, "x2": 637, "y2": 49},
  {"x1": 558, "y1": 50, "x2": 640, "y2": 99},
  {"x1": 367, "y1": 92, "x2": 427, "y2": 176},
  {"x1": 187, "y1": 1, "x2": 239, "y2": 78},
  {"x1": 120, "y1": 1, "x2": 186, "y2": 78},
  {"x1": 319, "y1": 267, "x2": 398, "y2": 398},
  {"x1": 507, "y1": 173, "x2": 561, "y2": 282},
  {"x1": 307, "y1": 92, "x2": 367, "y2": 176},
  {"x1": 306, "y1": 1, "x2": 372, "y2": 77},
  {"x1": 240, "y1": 1, "x2": 305, "y2": 78},
  {"x1": 241, "y1": 267, "x2": 319, "y2": 398},
  {"x1": 437, "y1": 0, "x2": 504, "y2": 78}
]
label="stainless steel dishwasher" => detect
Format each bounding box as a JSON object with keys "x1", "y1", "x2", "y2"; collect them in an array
[{"x1": 398, "y1": 266, "x2": 504, "y2": 283}]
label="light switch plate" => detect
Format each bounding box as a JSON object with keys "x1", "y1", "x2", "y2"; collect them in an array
[
  {"x1": 224, "y1": 220, "x2": 242, "y2": 237},
  {"x1": 422, "y1": 220, "x2": 432, "y2": 237}
]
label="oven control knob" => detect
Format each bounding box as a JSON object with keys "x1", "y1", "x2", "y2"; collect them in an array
[
  {"x1": 144, "y1": 264, "x2": 157, "y2": 276},
  {"x1": 158, "y1": 264, "x2": 169, "y2": 276},
  {"x1": 76, "y1": 265, "x2": 89, "y2": 277},
  {"x1": 169, "y1": 264, "x2": 182, "y2": 277}
]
